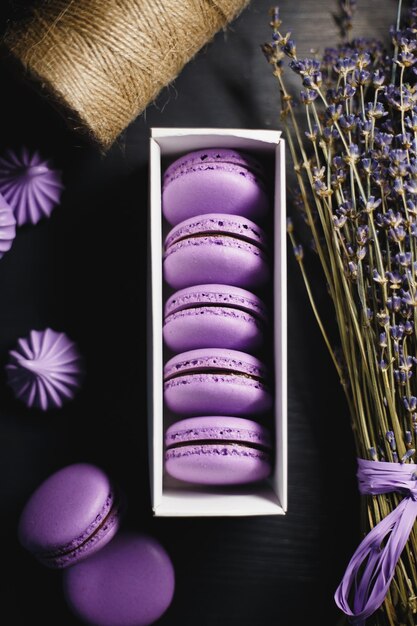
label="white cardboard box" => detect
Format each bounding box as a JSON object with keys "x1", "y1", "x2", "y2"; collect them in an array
[{"x1": 148, "y1": 128, "x2": 287, "y2": 516}]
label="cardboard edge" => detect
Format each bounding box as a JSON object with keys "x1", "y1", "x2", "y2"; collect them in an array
[
  {"x1": 151, "y1": 127, "x2": 282, "y2": 143},
  {"x1": 149, "y1": 137, "x2": 163, "y2": 513},
  {"x1": 277, "y1": 138, "x2": 288, "y2": 512}
]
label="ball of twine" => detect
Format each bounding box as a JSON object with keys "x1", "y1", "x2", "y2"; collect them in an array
[{"x1": 3, "y1": 0, "x2": 249, "y2": 149}]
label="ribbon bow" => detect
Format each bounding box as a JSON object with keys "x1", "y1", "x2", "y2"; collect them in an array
[{"x1": 335, "y1": 458, "x2": 417, "y2": 624}]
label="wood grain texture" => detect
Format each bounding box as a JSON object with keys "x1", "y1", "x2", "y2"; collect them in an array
[{"x1": 0, "y1": 1, "x2": 398, "y2": 624}]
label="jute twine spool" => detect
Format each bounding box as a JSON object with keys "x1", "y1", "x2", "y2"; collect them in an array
[{"x1": 3, "y1": 0, "x2": 249, "y2": 149}]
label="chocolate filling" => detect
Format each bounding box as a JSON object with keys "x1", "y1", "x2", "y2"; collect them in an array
[
  {"x1": 166, "y1": 231, "x2": 268, "y2": 254},
  {"x1": 166, "y1": 439, "x2": 271, "y2": 454},
  {"x1": 38, "y1": 494, "x2": 120, "y2": 562},
  {"x1": 164, "y1": 302, "x2": 266, "y2": 324},
  {"x1": 163, "y1": 368, "x2": 268, "y2": 386}
]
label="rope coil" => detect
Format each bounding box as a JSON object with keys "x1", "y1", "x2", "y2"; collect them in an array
[{"x1": 3, "y1": 0, "x2": 249, "y2": 149}]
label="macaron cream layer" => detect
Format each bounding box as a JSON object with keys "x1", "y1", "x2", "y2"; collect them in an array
[
  {"x1": 37, "y1": 492, "x2": 121, "y2": 568},
  {"x1": 164, "y1": 284, "x2": 268, "y2": 321},
  {"x1": 164, "y1": 348, "x2": 269, "y2": 381},
  {"x1": 165, "y1": 416, "x2": 272, "y2": 447},
  {"x1": 164, "y1": 213, "x2": 267, "y2": 251}
]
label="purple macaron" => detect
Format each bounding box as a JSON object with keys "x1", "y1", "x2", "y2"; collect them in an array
[
  {"x1": 164, "y1": 348, "x2": 273, "y2": 416},
  {"x1": 162, "y1": 148, "x2": 269, "y2": 226},
  {"x1": 163, "y1": 284, "x2": 267, "y2": 353},
  {"x1": 165, "y1": 416, "x2": 272, "y2": 485},
  {"x1": 63, "y1": 531, "x2": 175, "y2": 626},
  {"x1": 163, "y1": 213, "x2": 269, "y2": 290},
  {"x1": 18, "y1": 463, "x2": 122, "y2": 569}
]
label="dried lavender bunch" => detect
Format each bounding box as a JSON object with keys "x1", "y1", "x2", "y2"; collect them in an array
[{"x1": 263, "y1": 2, "x2": 417, "y2": 625}]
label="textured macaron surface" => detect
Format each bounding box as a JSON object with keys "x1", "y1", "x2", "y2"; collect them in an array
[
  {"x1": 163, "y1": 148, "x2": 267, "y2": 185},
  {"x1": 163, "y1": 236, "x2": 269, "y2": 290},
  {"x1": 63, "y1": 532, "x2": 175, "y2": 626},
  {"x1": 163, "y1": 285, "x2": 267, "y2": 353},
  {"x1": 164, "y1": 349, "x2": 273, "y2": 416},
  {"x1": 162, "y1": 148, "x2": 269, "y2": 225},
  {"x1": 165, "y1": 444, "x2": 272, "y2": 485},
  {"x1": 163, "y1": 306, "x2": 264, "y2": 352},
  {"x1": 18, "y1": 463, "x2": 117, "y2": 565},
  {"x1": 164, "y1": 348, "x2": 269, "y2": 380},
  {"x1": 165, "y1": 416, "x2": 272, "y2": 448},
  {"x1": 164, "y1": 213, "x2": 267, "y2": 250},
  {"x1": 163, "y1": 214, "x2": 270, "y2": 289},
  {"x1": 164, "y1": 284, "x2": 267, "y2": 319},
  {"x1": 165, "y1": 417, "x2": 272, "y2": 485}
]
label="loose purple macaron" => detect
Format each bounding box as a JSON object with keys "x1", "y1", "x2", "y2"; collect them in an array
[
  {"x1": 18, "y1": 463, "x2": 122, "y2": 569},
  {"x1": 163, "y1": 213, "x2": 269, "y2": 290},
  {"x1": 63, "y1": 531, "x2": 175, "y2": 626},
  {"x1": 165, "y1": 416, "x2": 272, "y2": 485},
  {"x1": 163, "y1": 284, "x2": 267, "y2": 353},
  {"x1": 164, "y1": 348, "x2": 273, "y2": 416},
  {"x1": 162, "y1": 148, "x2": 269, "y2": 225}
]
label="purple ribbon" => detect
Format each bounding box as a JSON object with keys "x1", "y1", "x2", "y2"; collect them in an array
[{"x1": 334, "y1": 458, "x2": 417, "y2": 624}]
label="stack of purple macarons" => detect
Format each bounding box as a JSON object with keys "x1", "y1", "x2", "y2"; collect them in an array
[{"x1": 162, "y1": 148, "x2": 274, "y2": 486}]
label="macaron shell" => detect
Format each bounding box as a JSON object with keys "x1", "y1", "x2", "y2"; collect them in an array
[
  {"x1": 163, "y1": 149, "x2": 267, "y2": 183},
  {"x1": 165, "y1": 443, "x2": 271, "y2": 485},
  {"x1": 164, "y1": 372, "x2": 272, "y2": 416},
  {"x1": 163, "y1": 305, "x2": 263, "y2": 352},
  {"x1": 163, "y1": 235, "x2": 269, "y2": 290},
  {"x1": 162, "y1": 148, "x2": 269, "y2": 225},
  {"x1": 63, "y1": 532, "x2": 175, "y2": 626},
  {"x1": 18, "y1": 463, "x2": 117, "y2": 567}
]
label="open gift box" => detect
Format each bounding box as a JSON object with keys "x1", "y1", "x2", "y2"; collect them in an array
[{"x1": 148, "y1": 128, "x2": 287, "y2": 516}]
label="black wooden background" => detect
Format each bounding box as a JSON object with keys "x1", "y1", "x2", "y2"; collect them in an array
[{"x1": 0, "y1": 1, "x2": 398, "y2": 625}]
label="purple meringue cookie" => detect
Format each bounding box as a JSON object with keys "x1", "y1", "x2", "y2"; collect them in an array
[
  {"x1": 0, "y1": 147, "x2": 64, "y2": 225},
  {"x1": 165, "y1": 416, "x2": 272, "y2": 485},
  {"x1": 18, "y1": 463, "x2": 122, "y2": 569},
  {"x1": 163, "y1": 284, "x2": 267, "y2": 353},
  {"x1": 163, "y1": 213, "x2": 269, "y2": 290},
  {"x1": 6, "y1": 328, "x2": 84, "y2": 410},
  {"x1": 162, "y1": 148, "x2": 269, "y2": 225},
  {"x1": 0, "y1": 192, "x2": 16, "y2": 259},
  {"x1": 164, "y1": 348, "x2": 273, "y2": 416},
  {"x1": 63, "y1": 531, "x2": 175, "y2": 626}
]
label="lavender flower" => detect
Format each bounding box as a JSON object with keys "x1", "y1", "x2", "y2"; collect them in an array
[
  {"x1": 401, "y1": 449, "x2": 415, "y2": 462},
  {"x1": 404, "y1": 396, "x2": 417, "y2": 412},
  {"x1": 264, "y1": 2, "x2": 417, "y2": 618},
  {"x1": 386, "y1": 431, "x2": 397, "y2": 451}
]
